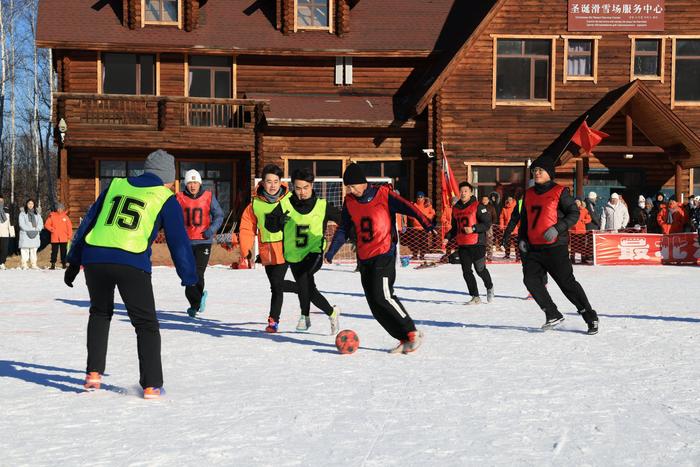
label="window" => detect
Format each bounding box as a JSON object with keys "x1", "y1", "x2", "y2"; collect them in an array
[
  {"x1": 693, "y1": 168, "x2": 700, "y2": 195},
  {"x1": 297, "y1": 0, "x2": 330, "y2": 29},
  {"x1": 357, "y1": 160, "x2": 411, "y2": 196},
  {"x1": 471, "y1": 165, "x2": 525, "y2": 199},
  {"x1": 563, "y1": 37, "x2": 599, "y2": 83},
  {"x1": 179, "y1": 162, "x2": 232, "y2": 214},
  {"x1": 99, "y1": 160, "x2": 145, "y2": 193},
  {"x1": 145, "y1": 0, "x2": 179, "y2": 24},
  {"x1": 335, "y1": 57, "x2": 353, "y2": 86},
  {"x1": 495, "y1": 39, "x2": 552, "y2": 102},
  {"x1": 288, "y1": 159, "x2": 343, "y2": 177},
  {"x1": 631, "y1": 37, "x2": 665, "y2": 81},
  {"x1": 188, "y1": 56, "x2": 233, "y2": 127},
  {"x1": 674, "y1": 39, "x2": 700, "y2": 102},
  {"x1": 102, "y1": 54, "x2": 155, "y2": 95}
]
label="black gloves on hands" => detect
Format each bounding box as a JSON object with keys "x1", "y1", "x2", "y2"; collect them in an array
[{"x1": 64, "y1": 263, "x2": 81, "y2": 288}]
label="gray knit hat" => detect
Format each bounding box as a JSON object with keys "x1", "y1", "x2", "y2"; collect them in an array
[{"x1": 144, "y1": 149, "x2": 176, "y2": 183}]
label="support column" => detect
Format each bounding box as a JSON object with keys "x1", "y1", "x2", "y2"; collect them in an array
[
  {"x1": 675, "y1": 162, "x2": 683, "y2": 200},
  {"x1": 60, "y1": 148, "x2": 69, "y2": 205},
  {"x1": 576, "y1": 158, "x2": 585, "y2": 199}
]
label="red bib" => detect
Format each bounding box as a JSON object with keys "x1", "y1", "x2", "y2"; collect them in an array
[
  {"x1": 524, "y1": 185, "x2": 565, "y2": 245},
  {"x1": 345, "y1": 185, "x2": 393, "y2": 260},
  {"x1": 452, "y1": 202, "x2": 479, "y2": 246},
  {"x1": 176, "y1": 191, "x2": 212, "y2": 240}
]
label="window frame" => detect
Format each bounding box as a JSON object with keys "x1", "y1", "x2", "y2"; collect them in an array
[
  {"x1": 99, "y1": 52, "x2": 157, "y2": 96},
  {"x1": 350, "y1": 157, "x2": 416, "y2": 200},
  {"x1": 294, "y1": 0, "x2": 334, "y2": 33},
  {"x1": 671, "y1": 36, "x2": 700, "y2": 108},
  {"x1": 465, "y1": 162, "x2": 528, "y2": 199},
  {"x1": 629, "y1": 35, "x2": 666, "y2": 82},
  {"x1": 491, "y1": 35, "x2": 558, "y2": 110},
  {"x1": 142, "y1": 0, "x2": 182, "y2": 28},
  {"x1": 188, "y1": 56, "x2": 234, "y2": 99},
  {"x1": 562, "y1": 35, "x2": 601, "y2": 84}
]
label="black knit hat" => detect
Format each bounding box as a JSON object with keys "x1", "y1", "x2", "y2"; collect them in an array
[
  {"x1": 343, "y1": 163, "x2": 367, "y2": 185},
  {"x1": 530, "y1": 156, "x2": 556, "y2": 181}
]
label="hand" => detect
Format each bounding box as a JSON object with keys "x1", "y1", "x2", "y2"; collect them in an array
[
  {"x1": 543, "y1": 226, "x2": 559, "y2": 243},
  {"x1": 202, "y1": 229, "x2": 212, "y2": 239},
  {"x1": 518, "y1": 240, "x2": 529, "y2": 254},
  {"x1": 463, "y1": 226, "x2": 474, "y2": 234},
  {"x1": 64, "y1": 263, "x2": 80, "y2": 288},
  {"x1": 324, "y1": 253, "x2": 333, "y2": 264}
]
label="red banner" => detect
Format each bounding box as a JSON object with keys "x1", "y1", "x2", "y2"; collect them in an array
[
  {"x1": 568, "y1": 1, "x2": 665, "y2": 31},
  {"x1": 594, "y1": 233, "x2": 699, "y2": 265}
]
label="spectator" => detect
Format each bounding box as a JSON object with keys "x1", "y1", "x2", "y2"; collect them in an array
[
  {"x1": 648, "y1": 192, "x2": 665, "y2": 233},
  {"x1": 584, "y1": 192, "x2": 601, "y2": 230},
  {"x1": 499, "y1": 195, "x2": 518, "y2": 259},
  {"x1": 18, "y1": 199, "x2": 43, "y2": 270},
  {"x1": 570, "y1": 198, "x2": 591, "y2": 263},
  {"x1": 411, "y1": 193, "x2": 436, "y2": 260},
  {"x1": 481, "y1": 195, "x2": 497, "y2": 261},
  {"x1": 600, "y1": 193, "x2": 629, "y2": 231},
  {"x1": 489, "y1": 191, "x2": 502, "y2": 219},
  {"x1": 630, "y1": 195, "x2": 649, "y2": 230},
  {"x1": 44, "y1": 203, "x2": 73, "y2": 270},
  {"x1": 683, "y1": 196, "x2": 696, "y2": 232},
  {"x1": 657, "y1": 197, "x2": 686, "y2": 234},
  {"x1": 692, "y1": 197, "x2": 700, "y2": 236},
  {"x1": 0, "y1": 194, "x2": 15, "y2": 270}
]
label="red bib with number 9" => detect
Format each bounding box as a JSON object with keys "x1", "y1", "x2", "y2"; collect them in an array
[
  {"x1": 524, "y1": 185, "x2": 564, "y2": 245},
  {"x1": 345, "y1": 185, "x2": 392, "y2": 260}
]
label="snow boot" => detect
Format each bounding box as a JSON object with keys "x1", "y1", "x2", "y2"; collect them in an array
[
  {"x1": 466, "y1": 296, "x2": 481, "y2": 305},
  {"x1": 541, "y1": 314, "x2": 565, "y2": 330},
  {"x1": 49, "y1": 263, "x2": 56, "y2": 270},
  {"x1": 402, "y1": 330, "x2": 424, "y2": 354},
  {"x1": 296, "y1": 315, "x2": 311, "y2": 331},
  {"x1": 581, "y1": 309, "x2": 599, "y2": 335},
  {"x1": 486, "y1": 288, "x2": 494, "y2": 303},
  {"x1": 265, "y1": 317, "x2": 279, "y2": 333},
  {"x1": 329, "y1": 306, "x2": 340, "y2": 335},
  {"x1": 84, "y1": 372, "x2": 101, "y2": 390}
]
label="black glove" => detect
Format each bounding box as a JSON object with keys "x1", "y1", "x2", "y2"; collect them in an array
[
  {"x1": 264, "y1": 210, "x2": 290, "y2": 233},
  {"x1": 64, "y1": 263, "x2": 81, "y2": 288}
]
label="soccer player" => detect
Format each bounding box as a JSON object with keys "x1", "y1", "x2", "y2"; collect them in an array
[
  {"x1": 265, "y1": 168, "x2": 342, "y2": 333},
  {"x1": 325, "y1": 163, "x2": 434, "y2": 354},
  {"x1": 64, "y1": 149, "x2": 198, "y2": 399},
  {"x1": 175, "y1": 169, "x2": 224, "y2": 317},
  {"x1": 443, "y1": 181, "x2": 494, "y2": 305},
  {"x1": 518, "y1": 155, "x2": 599, "y2": 335}
]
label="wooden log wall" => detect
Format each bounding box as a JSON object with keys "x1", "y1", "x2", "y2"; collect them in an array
[{"x1": 438, "y1": 0, "x2": 700, "y2": 195}]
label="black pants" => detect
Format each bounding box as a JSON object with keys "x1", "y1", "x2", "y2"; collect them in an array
[
  {"x1": 84, "y1": 264, "x2": 162, "y2": 389},
  {"x1": 458, "y1": 245, "x2": 493, "y2": 297},
  {"x1": 288, "y1": 253, "x2": 333, "y2": 316},
  {"x1": 0, "y1": 237, "x2": 9, "y2": 265},
  {"x1": 266, "y1": 264, "x2": 288, "y2": 322},
  {"x1": 522, "y1": 245, "x2": 592, "y2": 320},
  {"x1": 185, "y1": 244, "x2": 209, "y2": 309},
  {"x1": 359, "y1": 254, "x2": 416, "y2": 341},
  {"x1": 50, "y1": 242, "x2": 68, "y2": 265}
]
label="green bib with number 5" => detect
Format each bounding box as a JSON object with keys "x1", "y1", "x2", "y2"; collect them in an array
[
  {"x1": 86, "y1": 178, "x2": 173, "y2": 254},
  {"x1": 280, "y1": 197, "x2": 326, "y2": 263}
]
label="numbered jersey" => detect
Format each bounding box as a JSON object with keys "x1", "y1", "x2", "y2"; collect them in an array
[
  {"x1": 523, "y1": 184, "x2": 565, "y2": 245},
  {"x1": 86, "y1": 178, "x2": 173, "y2": 254},
  {"x1": 280, "y1": 197, "x2": 327, "y2": 263},
  {"x1": 345, "y1": 185, "x2": 393, "y2": 261},
  {"x1": 452, "y1": 202, "x2": 479, "y2": 246},
  {"x1": 176, "y1": 191, "x2": 212, "y2": 240}
]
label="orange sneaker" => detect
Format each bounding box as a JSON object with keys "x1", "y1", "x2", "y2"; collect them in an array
[
  {"x1": 402, "y1": 330, "x2": 424, "y2": 354},
  {"x1": 143, "y1": 387, "x2": 162, "y2": 399},
  {"x1": 84, "y1": 372, "x2": 101, "y2": 390}
]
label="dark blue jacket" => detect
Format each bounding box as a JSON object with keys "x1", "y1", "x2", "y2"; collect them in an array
[
  {"x1": 325, "y1": 185, "x2": 433, "y2": 263},
  {"x1": 67, "y1": 173, "x2": 198, "y2": 286}
]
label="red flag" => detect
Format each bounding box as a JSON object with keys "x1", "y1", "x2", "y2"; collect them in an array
[
  {"x1": 440, "y1": 143, "x2": 459, "y2": 208},
  {"x1": 571, "y1": 120, "x2": 608, "y2": 155}
]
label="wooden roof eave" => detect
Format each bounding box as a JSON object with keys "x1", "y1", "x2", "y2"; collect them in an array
[
  {"x1": 35, "y1": 40, "x2": 434, "y2": 58},
  {"x1": 265, "y1": 118, "x2": 416, "y2": 129}
]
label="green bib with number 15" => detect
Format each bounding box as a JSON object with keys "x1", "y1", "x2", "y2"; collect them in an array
[
  {"x1": 86, "y1": 178, "x2": 173, "y2": 254},
  {"x1": 280, "y1": 197, "x2": 326, "y2": 263}
]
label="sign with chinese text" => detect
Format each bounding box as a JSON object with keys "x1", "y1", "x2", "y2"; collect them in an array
[
  {"x1": 594, "y1": 233, "x2": 699, "y2": 265},
  {"x1": 660, "y1": 233, "x2": 700, "y2": 265},
  {"x1": 568, "y1": 1, "x2": 665, "y2": 31}
]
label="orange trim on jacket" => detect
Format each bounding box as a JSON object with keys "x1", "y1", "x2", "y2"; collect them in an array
[
  {"x1": 411, "y1": 200, "x2": 436, "y2": 230},
  {"x1": 571, "y1": 206, "x2": 592, "y2": 233},
  {"x1": 44, "y1": 210, "x2": 73, "y2": 243},
  {"x1": 238, "y1": 182, "x2": 288, "y2": 266}
]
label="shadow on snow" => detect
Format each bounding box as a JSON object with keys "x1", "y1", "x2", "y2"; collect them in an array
[{"x1": 0, "y1": 360, "x2": 125, "y2": 394}]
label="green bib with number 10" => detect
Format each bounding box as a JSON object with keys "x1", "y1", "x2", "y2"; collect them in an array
[
  {"x1": 85, "y1": 178, "x2": 173, "y2": 254},
  {"x1": 280, "y1": 197, "x2": 326, "y2": 263}
]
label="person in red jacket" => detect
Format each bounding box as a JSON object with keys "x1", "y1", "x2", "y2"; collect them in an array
[
  {"x1": 499, "y1": 196, "x2": 518, "y2": 259},
  {"x1": 44, "y1": 203, "x2": 73, "y2": 270},
  {"x1": 411, "y1": 194, "x2": 436, "y2": 259},
  {"x1": 569, "y1": 198, "x2": 591, "y2": 263},
  {"x1": 657, "y1": 197, "x2": 686, "y2": 234}
]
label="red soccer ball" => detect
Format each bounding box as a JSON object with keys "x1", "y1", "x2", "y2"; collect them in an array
[{"x1": 335, "y1": 330, "x2": 360, "y2": 354}]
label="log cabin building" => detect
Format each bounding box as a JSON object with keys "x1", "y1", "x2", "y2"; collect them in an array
[{"x1": 37, "y1": 0, "x2": 700, "y2": 226}]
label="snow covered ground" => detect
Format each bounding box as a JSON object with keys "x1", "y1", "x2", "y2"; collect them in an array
[{"x1": 1, "y1": 263, "x2": 700, "y2": 466}]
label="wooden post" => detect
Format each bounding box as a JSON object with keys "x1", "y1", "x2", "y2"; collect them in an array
[
  {"x1": 60, "y1": 148, "x2": 69, "y2": 207},
  {"x1": 675, "y1": 162, "x2": 682, "y2": 200},
  {"x1": 576, "y1": 158, "x2": 584, "y2": 199}
]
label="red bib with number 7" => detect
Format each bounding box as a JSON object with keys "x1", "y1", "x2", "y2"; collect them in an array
[
  {"x1": 452, "y1": 202, "x2": 478, "y2": 246},
  {"x1": 176, "y1": 191, "x2": 211, "y2": 240},
  {"x1": 524, "y1": 184, "x2": 564, "y2": 245},
  {"x1": 345, "y1": 185, "x2": 393, "y2": 260}
]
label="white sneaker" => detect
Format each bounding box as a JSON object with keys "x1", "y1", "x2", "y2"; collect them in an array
[
  {"x1": 20, "y1": 264, "x2": 28, "y2": 270},
  {"x1": 296, "y1": 315, "x2": 311, "y2": 331},
  {"x1": 402, "y1": 330, "x2": 424, "y2": 354},
  {"x1": 466, "y1": 296, "x2": 481, "y2": 305},
  {"x1": 329, "y1": 306, "x2": 340, "y2": 335}
]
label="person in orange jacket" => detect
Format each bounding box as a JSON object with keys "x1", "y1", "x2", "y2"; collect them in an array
[
  {"x1": 657, "y1": 197, "x2": 686, "y2": 234},
  {"x1": 44, "y1": 203, "x2": 73, "y2": 270},
  {"x1": 570, "y1": 198, "x2": 592, "y2": 263},
  {"x1": 499, "y1": 196, "x2": 518, "y2": 259},
  {"x1": 410, "y1": 193, "x2": 436, "y2": 259}
]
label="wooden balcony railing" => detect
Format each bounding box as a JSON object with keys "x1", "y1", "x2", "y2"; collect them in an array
[{"x1": 54, "y1": 93, "x2": 268, "y2": 131}]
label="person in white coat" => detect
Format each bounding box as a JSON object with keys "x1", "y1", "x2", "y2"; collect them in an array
[
  {"x1": 0, "y1": 194, "x2": 15, "y2": 270},
  {"x1": 18, "y1": 199, "x2": 43, "y2": 269},
  {"x1": 600, "y1": 193, "x2": 629, "y2": 231}
]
